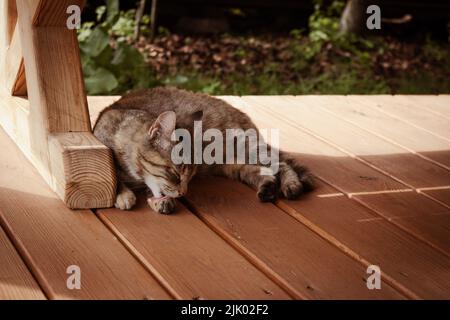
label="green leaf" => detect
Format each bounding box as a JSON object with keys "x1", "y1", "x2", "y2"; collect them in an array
[
  {"x1": 77, "y1": 22, "x2": 94, "y2": 42},
  {"x1": 95, "y1": 5, "x2": 106, "y2": 21},
  {"x1": 80, "y1": 55, "x2": 96, "y2": 76},
  {"x1": 106, "y1": 0, "x2": 119, "y2": 24},
  {"x1": 80, "y1": 27, "x2": 109, "y2": 57},
  {"x1": 112, "y1": 44, "x2": 144, "y2": 66},
  {"x1": 84, "y1": 68, "x2": 118, "y2": 94}
]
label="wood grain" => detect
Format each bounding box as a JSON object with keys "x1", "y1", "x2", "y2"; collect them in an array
[
  {"x1": 98, "y1": 198, "x2": 291, "y2": 300},
  {"x1": 6, "y1": 0, "x2": 17, "y2": 44},
  {"x1": 312, "y1": 95, "x2": 450, "y2": 169},
  {"x1": 420, "y1": 188, "x2": 450, "y2": 207},
  {"x1": 277, "y1": 180, "x2": 450, "y2": 298},
  {"x1": 364, "y1": 95, "x2": 450, "y2": 140},
  {"x1": 33, "y1": 0, "x2": 85, "y2": 26},
  {"x1": 223, "y1": 96, "x2": 450, "y2": 259},
  {"x1": 4, "y1": 30, "x2": 26, "y2": 96},
  {"x1": 48, "y1": 133, "x2": 117, "y2": 209},
  {"x1": 220, "y1": 96, "x2": 407, "y2": 194},
  {"x1": 1, "y1": 1, "x2": 26, "y2": 96},
  {"x1": 0, "y1": 222, "x2": 46, "y2": 300},
  {"x1": 404, "y1": 95, "x2": 450, "y2": 119},
  {"x1": 85, "y1": 95, "x2": 449, "y2": 299},
  {"x1": 353, "y1": 192, "x2": 450, "y2": 254},
  {"x1": 17, "y1": 17, "x2": 91, "y2": 132},
  {"x1": 0, "y1": 1, "x2": 116, "y2": 208},
  {"x1": 0, "y1": 127, "x2": 171, "y2": 299},
  {"x1": 187, "y1": 177, "x2": 404, "y2": 299},
  {"x1": 246, "y1": 95, "x2": 450, "y2": 190}
]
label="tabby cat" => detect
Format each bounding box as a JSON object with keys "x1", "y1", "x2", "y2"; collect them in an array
[{"x1": 93, "y1": 87, "x2": 314, "y2": 214}]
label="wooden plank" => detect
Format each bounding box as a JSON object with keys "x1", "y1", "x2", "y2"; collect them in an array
[
  {"x1": 0, "y1": 127, "x2": 171, "y2": 299},
  {"x1": 245, "y1": 95, "x2": 450, "y2": 190},
  {"x1": 277, "y1": 180, "x2": 450, "y2": 298},
  {"x1": 2, "y1": 28, "x2": 27, "y2": 95},
  {"x1": 1, "y1": 0, "x2": 26, "y2": 96},
  {"x1": 186, "y1": 177, "x2": 404, "y2": 299},
  {"x1": 48, "y1": 133, "x2": 116, "y2": 209},
  {"x1": 222, "y1": 96, "x2": 450, "y2": 258},
  {"x1": 352, "y1": 192, "x2": 450, "y2": 255},
  {"x1": 0, "y1": 90, "x2": 49, "y2": 183},
  {"x1": 420, "y1": 188, "x2": 450, "y2": 207},
  {"x1": 401, "y1": 95, "x2": 450, "y2": 120},
  {"x1": 361, "y1": 95, "x2": 450, "y2": 140},
  {"x1": 0, "y1": 222, "x2": 46, "y2": 300},
  {"x1": 6, "y1": 0, "x2": 17, "y2": 44},
  {"x1": 88, "y1": 97, "x2": 402, "y2": 299},
  {"x1": 87, "y1": 95, "x2": 448, "y2": 297},
  {"x1": 312, "y1": 95, "x2": 450, "y2": 169},
  {"x1": 220, "y1": 96, "x2": 407, "y2": 194},
  {"x1": 98, "y1": 198, "x2": 291, "y2": 300}
]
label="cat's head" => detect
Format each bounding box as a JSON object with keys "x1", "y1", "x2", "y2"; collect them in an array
[{"x1": 138, "y1": 111, "x2": 196, "y2": 198}]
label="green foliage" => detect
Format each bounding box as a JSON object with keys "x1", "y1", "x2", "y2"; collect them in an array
[
  {"x1": 78, "y1": 0, "x2": 449, "y2": 95},
  {"x1": 78, "y1": 0, "x2": 154, "y2": 94}
]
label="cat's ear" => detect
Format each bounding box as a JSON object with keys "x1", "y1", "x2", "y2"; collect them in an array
[{"x1": 148, "y1": 111, "x2": 176, "y2": 140}]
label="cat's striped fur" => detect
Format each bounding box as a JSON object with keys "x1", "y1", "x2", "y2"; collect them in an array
[{"x1": 93, "y1": 87, "x2": 314, "y2": 214}]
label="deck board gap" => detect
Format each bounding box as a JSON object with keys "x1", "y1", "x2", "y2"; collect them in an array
[
  {"x1": 0, "y1": 219, "x2": 48, "y2": 300},
  {"x1": 179, "y1": 197, "x2": 305, "y2": 299},
  {"x1": 246, "y1": 98, "x2": 450, "y2": 211},
  {"x1": 317, "y1": 104, "x2": 450, "y2": 171},
  {"x1": 93, "y1": 210, "x2": 180, "y2": 300},
  {"x1": 273, "y1": 198, "x2": 417, "y2": 299}
]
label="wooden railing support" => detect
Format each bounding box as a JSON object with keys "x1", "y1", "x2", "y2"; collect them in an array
[{"x1": 0, "y1": 0, "x2": 116, "y2": 209}]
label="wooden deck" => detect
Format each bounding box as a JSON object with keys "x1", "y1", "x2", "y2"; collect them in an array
[{"x1": 0, "y1": 95, "x2": 449, "y2": 300}]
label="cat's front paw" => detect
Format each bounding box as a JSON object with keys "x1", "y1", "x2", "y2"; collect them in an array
[
  {"x1": 115, "y1": 189, "x2": 136, "y2": 210},
  {"x1": 257, "y1": 178, "x2": 278, "y2": 202},
  {"x1": 147, "y1": 197, "x2": 176, "y2": 214}
]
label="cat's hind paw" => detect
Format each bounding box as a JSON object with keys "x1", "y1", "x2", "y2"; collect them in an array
[
  {"x1": 257, "y1": 178, "x2": 278, "y2": 202},
  {"x1": 281, "y1": 180, "x2": 303, "y2": 200}
]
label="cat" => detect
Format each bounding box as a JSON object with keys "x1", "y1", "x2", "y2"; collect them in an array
[{"x1": 93, "y1": 87, "x2": 314, "y2": 214}]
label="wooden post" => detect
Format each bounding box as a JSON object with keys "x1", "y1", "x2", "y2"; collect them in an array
[{"x1": 0, "y1": 0, "x2": 116, "y2": 209}]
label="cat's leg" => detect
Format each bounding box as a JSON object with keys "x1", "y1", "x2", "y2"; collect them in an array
[
  {"x1": 278, "y1": 161, "x2": 303, "y2": 199},
  {"x1": 279, "y1": 153, "x2": 315, "y2": 197},
  {"x1": 219, "y1": 164, "x2": 279, "y2": 202},
  {"x1": 115, "y1": 181, "x2": 137, "y2": 210}
]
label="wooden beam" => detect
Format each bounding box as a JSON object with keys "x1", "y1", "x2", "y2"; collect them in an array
[
  {"x1": 6, "y1": 0, "x2": 17, "y2": 44},
  {"x1": 17, "y1": 0, "x2": 91, "y2": 133},
  {"x1": 48, "y1": 133, "x2": 116, "y2": 209},
  {"x1": 33, "y1": 0, "x2": 85, "y2": 26},
  {"x1": 0, "y1": 0, "x2": 117, "y2": 209}
]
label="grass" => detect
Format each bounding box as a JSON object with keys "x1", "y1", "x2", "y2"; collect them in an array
[{"x1": 78, "y1": 0, "x2": 450, "y2": 96}]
